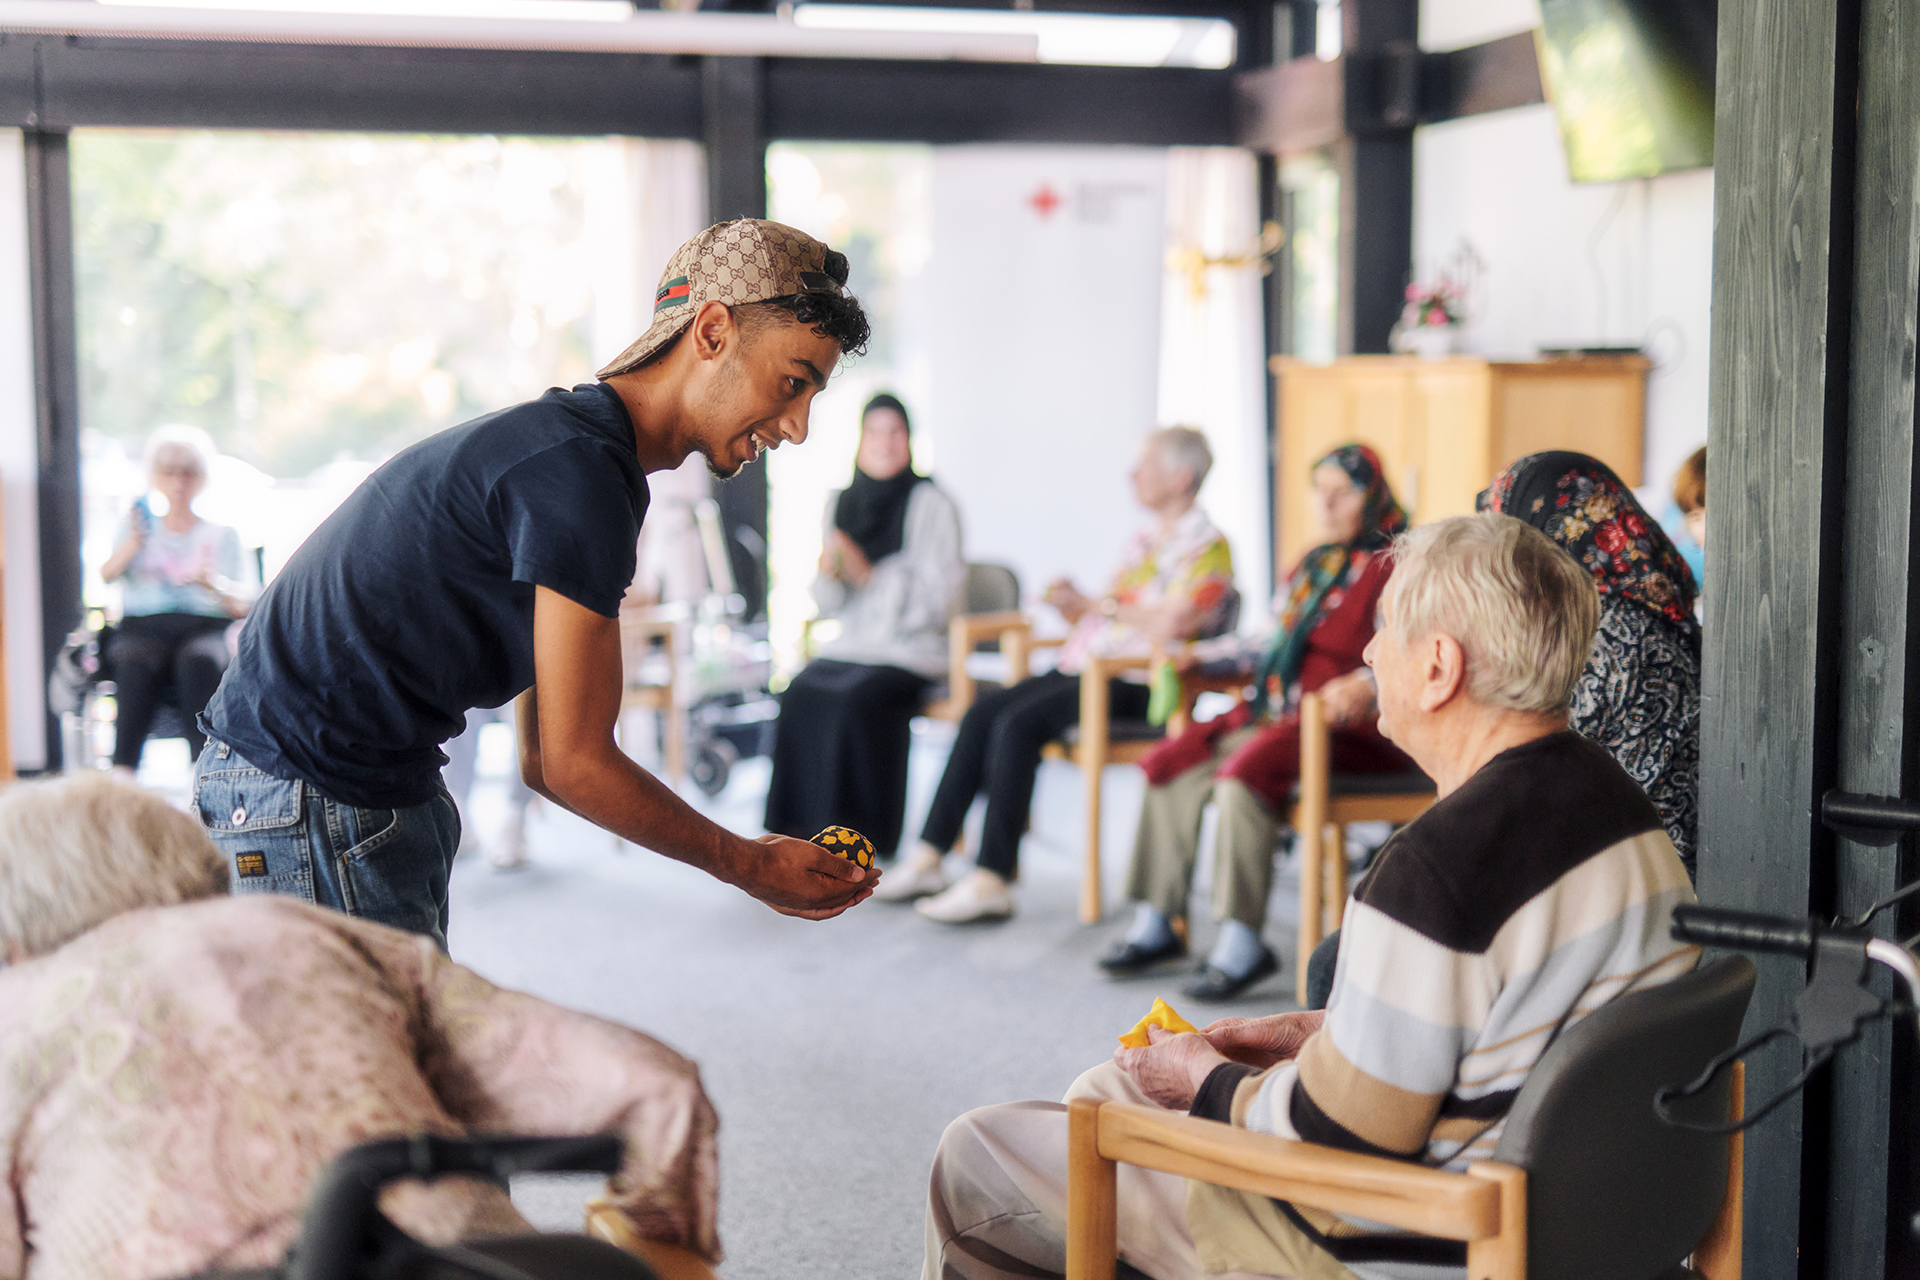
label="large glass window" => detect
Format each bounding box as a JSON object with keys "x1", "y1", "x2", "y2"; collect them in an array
[
  {"x1": 73, "y1": 129, "x2": 621, "y2": 601},
  {"x1": 763, "y1": 141, "x2": 933, "y2": 675},
  {"x1": 1279, "y1": 153, "x2": 1340, "y2": 361}
]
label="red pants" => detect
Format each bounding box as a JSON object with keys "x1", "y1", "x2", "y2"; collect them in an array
[{"x1": 1139, "y1": 703, "x2": 1411, "y2": 807}]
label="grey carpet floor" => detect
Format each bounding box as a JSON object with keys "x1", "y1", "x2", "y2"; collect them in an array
[{"x1": 439, "y1": 720, "x2": 1312, "y2": 1280}]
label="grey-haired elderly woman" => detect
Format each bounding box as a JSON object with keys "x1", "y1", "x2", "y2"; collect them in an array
[
  {"x1": 98, "y1": 426, "x2": 250, "y2": 774},
  {"x1": 0, "y1": 773, "x2": 721, "y2": 1278}
]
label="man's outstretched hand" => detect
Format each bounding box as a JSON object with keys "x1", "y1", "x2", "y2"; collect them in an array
[{"x1": 731, "y1": 834, "x2": 879, "y2": 920}]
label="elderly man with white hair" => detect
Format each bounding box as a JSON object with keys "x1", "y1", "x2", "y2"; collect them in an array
[
  {"x1": 920, "y1": 514, "x2": 1699, "y2": 1280},
  {"x1": 0, "y1": 773, "x2": 720, "y2": 1280}
]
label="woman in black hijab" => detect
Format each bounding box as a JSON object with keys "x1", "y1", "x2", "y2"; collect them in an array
[{"x1": 763, "y1": 394, "x2": 965, "y2": 855}]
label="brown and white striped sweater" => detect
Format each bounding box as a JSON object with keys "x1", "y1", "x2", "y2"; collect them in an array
[{"x1": 1192, "y1": 730, "x2": 1697, "y2": 1273}]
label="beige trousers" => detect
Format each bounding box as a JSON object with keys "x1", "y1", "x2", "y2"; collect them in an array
[
  {"x1": 1123, "y1": 728, "x2": 1282, "y2": 930},
  {"x1": 921, "y1": 1062, "x2": 1272, "y2": 1280}
]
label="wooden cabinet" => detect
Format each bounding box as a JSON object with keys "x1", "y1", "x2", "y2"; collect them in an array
[{"x1": 1271, "y1": 354, "x2": 1649, "y2": 571}]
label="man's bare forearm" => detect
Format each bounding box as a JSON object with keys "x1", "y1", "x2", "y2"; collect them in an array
[{"x1": 543, "y1": 743, "x2": 747, "y2": 886}]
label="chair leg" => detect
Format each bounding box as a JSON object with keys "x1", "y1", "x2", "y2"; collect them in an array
[
  {"x1": 1327, "y1": 823, "x2": 1348, "y2": 933},
  {"x1": 1082, "y1": 761, "x2": 1104, "y2": 924},
  {"x1": 1067, "y1": 1099, "x2": 1118, "y2": 1280},
  {"x1": 1297, "y1": 825, "x2": 1323, "y2": 1006},
  {"x1": 1692, "y1": 1060, "x2": 1744, "y2": 1280},
  {"x1": 665, "y1": 704, "x2": 685, "y2": 786},
  {"x1": 1465, "y1": 1162, "x2": 1527, "y2": 1280}
]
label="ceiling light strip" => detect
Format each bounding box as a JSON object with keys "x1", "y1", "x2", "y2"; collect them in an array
[{"x1": 0, "y1": 1, "x2": 1040, "y2": 61}]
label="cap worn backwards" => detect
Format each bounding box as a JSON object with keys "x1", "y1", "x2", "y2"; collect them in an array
[{"x1": 596, "y1": 219, "x2": 846, "y2": 380}]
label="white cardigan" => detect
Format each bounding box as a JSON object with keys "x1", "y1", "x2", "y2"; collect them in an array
[{"x1": 810, "y1": 481, "x2": 965, "y2": 679}]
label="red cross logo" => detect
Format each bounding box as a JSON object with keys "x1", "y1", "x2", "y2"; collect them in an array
[{"x1": 1028, "y1": 183, "x2": 1063, "y2": 219}]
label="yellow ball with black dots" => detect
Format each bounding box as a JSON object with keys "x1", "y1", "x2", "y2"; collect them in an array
[{"x1": 811, "y1": 825, "x2": 876, "y2": 869}]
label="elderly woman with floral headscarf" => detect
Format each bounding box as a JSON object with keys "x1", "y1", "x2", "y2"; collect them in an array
[
  {"x1": 1478, "y1": 450, "x2": 1701, "y2": 872},
  {"x1": 1099, "y1": 444, "x2": 1415, "y2": 1001}
]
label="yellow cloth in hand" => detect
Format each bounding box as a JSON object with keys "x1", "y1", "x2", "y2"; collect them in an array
[{"x1": 1117, "y1": 997, "x2": 1199, "y2": 1047}]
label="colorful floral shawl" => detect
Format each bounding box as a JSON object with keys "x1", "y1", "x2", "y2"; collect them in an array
[
  {"x1": 1252, "y1": 444, "x2": 1408, "y2": 713},
  {"x1": 1477, "y1": 451, "x2": 1699, "y2": 645}
]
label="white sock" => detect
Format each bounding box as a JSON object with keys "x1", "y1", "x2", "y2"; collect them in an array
[
  {"x1": 906, "y1": 842, "x2": 945, "y2": 874},
  {"x1": 1207, "y1": 919, "x2": 1268, "y2": 980},
  {"x1": 1125, "y1": 904, "x2": 1174, "y2": 949}
]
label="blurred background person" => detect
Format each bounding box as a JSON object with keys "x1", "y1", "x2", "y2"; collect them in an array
[
  {"x1": 764, "y1": 393, "x2": 964, "y2": 857},
  {"x1": 97, "y1": 425, "x2": 250, "y2": 776},
  {"x1": 885, "y1": 426, "x2": 1235, "y2": 924},
  {"x1": 1663, "y1": 443, "x2": 1707, "y2": 596},
  {"x1": 1101, "y1": 444, "x2": 1412, "y2": 1001},
  {"x1": 443, "y1": 704, "x2": 537, "y2": 871}
]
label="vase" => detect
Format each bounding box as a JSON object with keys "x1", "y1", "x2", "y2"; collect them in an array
[{"x1": 1403, "y1": 326, "x2": 1458, "y2": 359}]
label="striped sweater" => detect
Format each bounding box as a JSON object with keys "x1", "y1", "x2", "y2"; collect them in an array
[{"x1": 1194, "y1": 730, "x2": 1697, "y2": 1271}]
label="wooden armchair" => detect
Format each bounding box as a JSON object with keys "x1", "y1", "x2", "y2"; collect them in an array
[
  {"x1": 617, "y1": 603, "x2": 686, "y2": 785},
  {"x1": 1067, "y1": 956, "x2": 1756, "y2": 1280},
  {"x1": 1288, "y1": 689, "x2": 1435, "y2": 1003}
]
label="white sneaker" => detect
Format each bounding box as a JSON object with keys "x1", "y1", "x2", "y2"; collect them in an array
[
  {"x1": 487, "y1": 818, "x2": 529, "y2": 871},
  {"x1": 874, "y1": 858, "x2": 949, "y2": 902},
  {"x1": 915, "y1": 872, "x2": 1014, "y2": 923}
]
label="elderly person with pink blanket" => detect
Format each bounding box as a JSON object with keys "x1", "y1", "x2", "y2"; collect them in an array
[{"x1": 0, "y1": 774, "x2": 718, "y2": 1280}]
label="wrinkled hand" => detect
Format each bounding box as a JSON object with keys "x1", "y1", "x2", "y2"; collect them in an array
[
  {"x1": 734, "y1": 834, "x2": 878, "y2": 920},
  {"x1": 1113, "y1": 1024, "x2": 1231, "y2": 1111},
  {"x1": 1318, "y1": 670, "x2": 1376, "y2": 726},
  {"x1": 1043, "y1": 577, "x2": 1091, "y2": 623},
  {"x1": 1199, "y1": 1011, "x2": 1326, "y2": 1069}
]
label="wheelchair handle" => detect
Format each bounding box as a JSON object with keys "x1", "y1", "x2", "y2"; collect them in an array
[
  {"x1": 289, "y1": 1134, "x2": 622, "y2": 1280},
  {"x1": 1822, "y1": 791, "x2": 1920, "y2": 846},
  {"x1": 1671, "y1": 905, "x2": 1819, "y2": 959}
]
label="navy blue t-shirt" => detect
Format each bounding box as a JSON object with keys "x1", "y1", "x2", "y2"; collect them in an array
[{"x1": 205, "y1": 382, "x2": 650, "y2": 809}]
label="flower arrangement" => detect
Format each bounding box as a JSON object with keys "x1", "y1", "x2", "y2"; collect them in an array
[{"x1": 1400, "y1": 276, "x2": 1465, "y2": 329}]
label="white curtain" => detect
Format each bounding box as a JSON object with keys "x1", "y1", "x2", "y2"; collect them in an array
[{"x1": 1157, "y1": 147, "x2": 1270, "y2": 621}]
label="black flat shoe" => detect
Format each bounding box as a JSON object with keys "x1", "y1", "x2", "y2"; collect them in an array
[
  {"x1": 1183, "y1": 946, "x2": 1280, "y2": 1002},
  {"x1": 1098, "y1": 935, "x2": 1189, "y2": 975}
]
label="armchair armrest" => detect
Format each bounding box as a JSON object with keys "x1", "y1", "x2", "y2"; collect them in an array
[
  {"x1": 946, "y1": 611, "x2": 1035, "y2": 713},
  {"x1": 1067, "y1": 1100, "x2": 1525, "y2": 1280},
  {"x1": 1166, "y1": 665, "x2": 1250, "y2": 735}
]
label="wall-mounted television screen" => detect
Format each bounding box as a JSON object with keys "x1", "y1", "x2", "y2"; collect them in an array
[{"x1": 1536, "y1": 0, "x2": 1717, "y2": 183}]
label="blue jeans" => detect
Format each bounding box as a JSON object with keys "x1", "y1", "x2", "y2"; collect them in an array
[{"x1": 194, "y1": 738, "x2": 460, "y2": 950}]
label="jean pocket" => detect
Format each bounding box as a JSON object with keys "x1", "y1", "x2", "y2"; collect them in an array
[{"x1": 194, "y1": 751, "x2": 314, "y2": 902}]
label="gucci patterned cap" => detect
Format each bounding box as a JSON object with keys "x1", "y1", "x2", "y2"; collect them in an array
[{"x1": 597, "y1": 218, "x2": 846, "y2": 379}]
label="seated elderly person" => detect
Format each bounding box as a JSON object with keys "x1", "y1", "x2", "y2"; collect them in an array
[
  {"x1": 0, "y1": 773, "x2": 719, "y2": 1279},
  {"x1": 764, "y1": 392, "x2": 965, "y2": 858},
  {"x1": 921, "y1": 514, "x2": 1698, "y2": 1280},
  {"x1": 882, "y1": 425, "x2": 1235, "y2": 924},
  {"x1": 1101, "y1": 443, "x2": 1415, "y2": 1000}
]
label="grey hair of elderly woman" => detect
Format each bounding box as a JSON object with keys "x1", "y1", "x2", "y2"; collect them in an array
[{"x1": 0, "y1": 773, "x2": 229, "y2": 960}]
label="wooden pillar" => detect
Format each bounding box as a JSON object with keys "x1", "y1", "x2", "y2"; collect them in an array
[
  {"x1": 1831, "y1": 2, "x2": 1920, "y2": 1274},
  {"x1": 701, "y1": 55, "x2": 770, "y2": 622},
  {"x1": 1701, "y1": 0, "x2": 1860, "y2": 1275},
  {"x1": 1333, "y1": 0, "x2": 1415, "y2": 356},
  {"x1": 25, "y1": 129, "x2": 78, "y2": 771}
]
